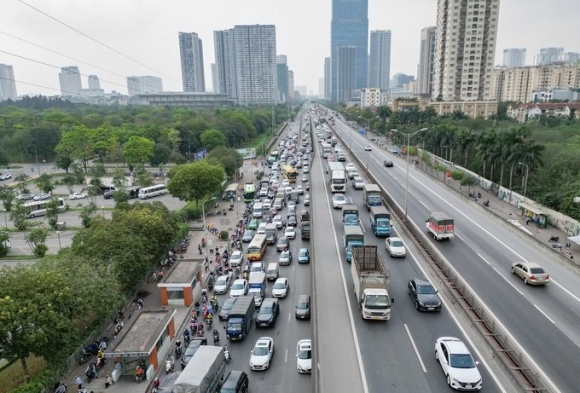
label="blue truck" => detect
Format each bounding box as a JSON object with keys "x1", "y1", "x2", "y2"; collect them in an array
[
  {"x1": 342, "y1": 204, "x2": 359, "y2": 226},
  {"x1": 343, "y1": 225, "x2": 365, "y2": 263},
  {"x1": 225, "y1": 296, "x2": 255, "y2": 341},
  {"x1": 370, "y1": 206, "x2": 391, "y2": 237},
  {"x1": 363, "y1": 184, "x2": 382, "y2": 211}
]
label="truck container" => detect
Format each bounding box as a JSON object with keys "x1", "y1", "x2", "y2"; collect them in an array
[
  {"x1": 173, "y1": 346, "x2": 226, "y2": 393},
  {"x1": 248, "y1": 272, "x2": 266, "y2": 307},
  {"x1": 369, "y1": 206, "x2": 391, "y2": 237},
  {"x1": 300, "y1": 209, "x2": 310, "y2": 240},
  {"x1": 225, "y1": 296, "x2": 255, "y2": 341},
  {"x1": 363, "y1": 184, "x2": 382, "y2": 211},
  {"x1": 426, "y1": 212, "x2": 455, "y2": 240},
  {"x1": 330, "y1": 170, "x2": 347, "y2": 193},
  {"x1": 343, "y1": 225, "x2": 364, "y2": 263},
  {"x1": 342, "y1": 204, "x2": 359, "y2": 226},
  {"x1": 350, "y1": 245, "x2": 392, "y2": 321}
]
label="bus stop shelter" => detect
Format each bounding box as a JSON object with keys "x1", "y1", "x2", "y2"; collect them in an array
[
  {"x1": 158, "y1": 259, "x2": 202, "y2": 307},
  {"x1": 518, "y1": 203, "x2": 549, "y2": 228}
]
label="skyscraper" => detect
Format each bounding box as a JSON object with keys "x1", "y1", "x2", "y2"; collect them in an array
[
  {"x1": 417, "y1": 26, "x2": 436, "y2": 96},
  {"x1": 0, "y1": 64, "x2": 17, "y2": 100},
  {"x1": 331, "y1": 0, "x2": 369, "y2": 102},
  {"x1": 59, "y1": 66, "x2": 82, "y2": 96},
  {"x1": 336, "y1": 46, "x2": 357, "y2": 102},
  {"x1": 127, "y1": 76, "x2": 163, "y2": 95},
  {"x1": 88, "y1": 75, "x2": 100, "y2": 90},
  {"x1": 534, "y1": 47, "x2": 563, "y2": 65},
  {"x1": 324, "y1": 57, "x2": 331, "y2": 101},
  {"x1": 214, "y1": 29, "x2": 237, "y2": 99},
  {"x1": 288, "y1": 70, "x2": 295, "y2": 100},
  {"x1": 178, "y1": 32, "x2": 206, "y2": 92},
  {"x1": 503, "y1": 48, "x2": 526, "y2": 68},
  {"x1": 211, "y1": 63, "x2": 219, "y2": 93},
  {"x1": 233, "y1": 25, "x2": 277, "y2": 105},
  {"x1": 276, "y1": 55, "x2": 289, "y2": 103},
  {"x1": 368, "y1": 30, "x2": 391, "y2": 90},
  {"x1": 433, "y1": 0, "x2": 500, "y2": 101}
]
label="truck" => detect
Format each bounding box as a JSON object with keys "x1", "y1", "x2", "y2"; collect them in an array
[
  {"x1": 350, "y1": 245, "x2": 392, "y2": 321},
  {"x1": 173, "y1": 346, "x2": 226, "y2": 393},
  {"x1": 343, "y1": 225, "x2": 365, "y2": 263},
  {"x1": 265, "y1": 223, "x2": 277, "y2": 245},
  {"x1": 342, "y1": 204, "x2": 359, "y2": 226},
  {"x1": 322, "y1": 142, "x2": 332, "y2": 159},
  {"x1": 330, "y1": 137, "x2": 338, "y2": 147},
  {"x1": 300, "y1": 210, "x2": 310, "y2": 240},
  {"x1": 426, "y1": 211, "x2": 455, "y2": 240},
  {"x1": 327, "y1": 162, "x2": 346, "y2": 193},
  {"x1": 369, "y1": 206, "x2": 392, "y2": 237},
  {"x1": 248, "y1": 272, "x2": 266, "y2": 307},
  {"x1": 225, "y1": 296, "x2": 256, "y2": 341},
  {"x1": 363, "y1": 184, "x2": 383, "y2": 211}
]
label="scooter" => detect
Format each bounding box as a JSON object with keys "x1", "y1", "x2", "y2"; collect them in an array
[
  {"x1": 549, "y1": 235, "x2": 560, "y2": 242},
  {"x1": 165, "y1": 355, "x2": 174, "y2": 374},
  {"x1": 174, "y1": 344, "x2": 182, "y2": 359},
  {"x1": 223, "y1": 344, "x2": 231, "y2": 364}
]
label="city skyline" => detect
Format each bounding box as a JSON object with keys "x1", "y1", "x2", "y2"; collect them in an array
[{"x1": 1, "y1": 0, "x2": 580, "y2": 97}]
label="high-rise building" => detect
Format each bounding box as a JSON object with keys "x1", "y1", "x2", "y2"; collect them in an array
[
  {"x1": 417, "y1": 26, "x2": 436, "y2": 96},
  {"x1": 211, "y1": 63, "x2": 219, "y2": 93},
  {"x1": 534, "y1": 47, "x2": 563, "y2": 65},
  {"x1": 233, "y1": 25, "x2": 277, "y2": 105},
  {"x1": 277, "y1": 55, "x2": 289, "y2": 103},
  {"x1": 178, "y1": 32, "x2": 206, "y2": 92},
  {"x1": 59, "y1": 66, "x2": 82, "y2": 97},
  {"x1": 563, "y1": 52, "x2": 580, "y2": 64},
  {"x1": 288, "y1": 70, "x2": 295, "y2": 100},
  {"x1": 87, "y1": 75, "x2": 100, "y2": 90},
  {"x1": 331, "y1": 0, "x2": 369, "y2": 102},
  {"x1": 336, "y1": 46, "x2": 357, "y2": 102},
  {"x1": 324, "y1": 57, "x2": 331, "y2": 101},
  {"x1": 392, "y1": 73, "x2": 415, "y2": 88},
  {"x1": 368, "y1": 30, "x2": 391, "y2": 90},
  {"x1": 0, "y1": 64, "x2": 17, "y2": 100},
  {"x1": 214, "y1": 29, "x2": 237, "y2": 100},
  {"x1": 319, "y1": 78, "x2": 325, "y2": 97},
  {"x1": 503, "y1": 48, "x2": 526, "y2": 68},
  {"x1": 433, "y1": 0, "x2": 500, "y2": 101},
  {"x1": 127, "y1": 76, "x2": 163, "y2": 95}
]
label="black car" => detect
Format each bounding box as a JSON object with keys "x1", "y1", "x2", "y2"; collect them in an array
[
  {"x1": 266, "y1": 232, "x2": 277, "y2": 245},
  {"x1": 383, "y1": 159, "x2": 394, "y2": 167},
  {"x1": 221, "y1": 370, "x2": 249, "y2": 393},
  {"x1": 242, "y1": 230, "x2": 255, "y2": 243},
  {"x1": 219, "y1": 297, "x2": 237, "y2": 321},
  {"x1": 156, "y1": 372, "x2": 182, "y2": 393},
  {"x1": 295, "y1": 295, "x2": 311, "y2": 320},
  {"x1": 287, "y1": 214, "x2": 297, "y2": 227},
  {"x1": 256, "y1": 298, "x2": 279, "y2": 327},
  {"x1": 180, "y1": 337, "x2": 207, "y2": 369},
  {"x1": 407, "y1": 278, "x2": 442, "y2": 312}
]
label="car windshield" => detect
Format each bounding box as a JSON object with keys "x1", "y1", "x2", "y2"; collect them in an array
[
  {"x1": 232, "y1": 282, "x2": 244, "y2": 290},
  {"x1": 334, "y1": 195, "x2": 345, "y2": 201},
  {"x1": 260, "y1": 306, "x2": 273, "y2": 313},
  {"x1": 216, "y1": 276, "x2": 227, "y2": 285},
  {"x1": 299, "y1": 251, "x2": 307, "y2": 257},
  {"x1": 297, "y1": 301, "x2": 309, "y2": 309},
  {"x1": 530, "y1": 267, "x2": 546, "y2": 274},
  {"x1": 365, "y1": 294, "x2": 390, "y2": 308},
  {"x1": 417, "y1": 285, "x2": 436, "y2": 294},
  {"x1": 254, "y1": 346, "x2": 269, "y2": 356},
  {"x1": 281, "y1": 251, "x2": 289, "y2": 258},
  {"x1": 391, "y1": 240, "x2": 404, "y2": 247},
  {"x1": 298, "y1": 348, "x2": 311, "y2": 359},
  {"x1": 449, "y1": 353, "x2": 476, "y2": 369},
  {"x1": 222, "y1": 301, "x2": 234, "y2": 311},
  {"x1": 228, "y1": 322, "x2": 242, "y2": 330},
  {"x1": 274, "y1": 282, "x2": 285, "y2": 289}
]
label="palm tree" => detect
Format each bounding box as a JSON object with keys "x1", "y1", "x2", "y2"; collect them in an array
[
  {"x1": 455, "y1": 129, "x2": 477, "y2": 167},
  {"x1": 476, "y1": 129, "x2": 497, "y2": 180}
]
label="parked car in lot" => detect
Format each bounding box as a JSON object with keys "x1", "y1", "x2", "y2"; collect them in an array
[
  {"x1": 16, "y1": 194, "x2": 34, "y2": 201},
  {"x1": 68, "y1": 192, "x2": 88, "y2": 200},
  {"x1": 435, "y1": 337, "x2": 482, "y2": 391},
  {"x1": 296, "y1": 339, "x2": 312, "y2": 374},
  {"x1": 33, "y1": 193, "x2": 51, "y2": 201},
  {"x1": 511, "y1": 261, "x2": 550, "y2": 285},
  {"x1": 0, "y1": 173, "x2": 12, "y2": 180},
  {"x1": 407, "y1": 278, "x2": 442, "y2": 312}
]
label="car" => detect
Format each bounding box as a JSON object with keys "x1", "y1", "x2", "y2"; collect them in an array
[
  {"x1": 301, "y1": 175, "x2": 308, "y2": 182},
  {"x1": 279, "y1": 250, "x2": 292, "y2": 265},
  {"x1": 348, "y1": 170, "x2": 359, "y2": 180},
  {"x1": 250, "y1": 262, "x2": 264, "y2": 273},
  {"x1": 103, "y1": 190, "x2": 115, "y2": 199},
  {"x1": 16, "y1": 194, "x2": 34, "y2": 201},
  {"x1": 511, "y1": 262, "x2": 550, "y2": 285},
  {"x1": 338, "y1": 154, "x2": 347, "y2": 162},
  {"x1": 0, "y1": 173, "x2": 12, "y2": 180},
  {"x1": 287, "y1": 200, "x2": 296, "y2": 211},
  {"x1": 256, "y1": 298, "x2": 279, "y2": 327},
  {"x1": 296, "y1": 185, "x2": 304, "y2": 195},
  {"x1": 285, "y1": 186, "x2": 293, "y2": 196},
  {"x1": 435, "y1": 337, "x2": 482, "y2": 391},
  {"x1": 385, "y1": 237, "x2": 406, "y2": 258},
  {"x1": 282, "y1": 179, "x2": 290, "y2": 187},
  {"x1": 249, "y1": 337, "x2": 275, "y2": 371},
  {"x1": 296, "y1": 339, "x2": 312, "y2": 374},
  {"x1": 276, "y1": 237, "x2": 289, "y2": 252},
  {"x1": 248, "y1": 219, "x2": 259, "y2": 231},
  {"x1": 364, "y1": 145, "x2": 372, "y2": 151},
  {"x1": 242, "y1": 230, "x2": 255, "y2": 243},
  {"x1": 383, "y1": 159, "x2": 394, "y2": 167},
  {"x1": 303, "y1": 166, "x2": 310, "y2": 174},
  {"x1": 229, "y1": 279, "x2": 249, "y2": 297},
  {"x1": 287, "y1": 214, "x2": 297, "y2": 227},
  {"x1": 68, "y1": 192, "x2": 88, "y2": 200},
  {"x1": 229, "y1": 250, "x2": 244, "y2": 267},
  {"x1": 33, "y1": 193, "x2": 51, "y2": 201},
  {"x1": 219, "y1": 297, "x2": 237, "y2": 321},
  {"x1": 295, "y1": 295, "x2": 311, "y2": 319},
  {"x1": 214, "y1": 272, "x2": 233, "y2": 295},
  {"x1": 332, "y1": 193, "x2": 347, "y2": 209},
  {"x1": 266, "y1": 231, "x2": 277, "y2": 245},
  {"x1": 353, "y1": 177, "x2": 365, "y2": 190},
  {"x1": 284, "y1": 226, "x2": 296, "y2": 239},
  {"x1": 180, "y1": 337, "x2": 207, "y2": 369},
  {"x1": 408, "y1": 278, "x2": 442, "y2": 312},
  {"x1": 304, "y1": 194, "x2": 310, "y2": 206},
  {"x1": 259, "y1": 188, "x2": 268, "y2": 197},
  {"x1": 296, "y1": 161, "x2": 303, "y2": 168},
  {"x1": 389, "y1": 148, "x2": 400, "y2": 155},
  {"x1": 297, "y1": 248, "x2": 310, "y2": 264},
  {"x1": 267, "y1": 189, "x2": 275, "y2": 199},
  {"x1": 221, "y1": 370, "x2": 249, "y2": 393},
  {"x1": 155, "y1": 371, "x2": 182, "y2": 393},
  {"x1": 272, "y1": 215, "x2": 283, "y2": 229},
  {"x1": 272, "y1": 278, "x2": 289, "y2": 298},
  {"x1": 345, "y1": 163, "x2": 355, "y2": 171}
]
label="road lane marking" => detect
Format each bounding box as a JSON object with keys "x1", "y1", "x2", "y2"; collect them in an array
[
  {"x1": 404, "y1": 324, "x2": 427, "y2": 373},
  {"x1": 534, "y1": 305, "x2": 555, "y2": 324},
  {"x1": 288, "y1": 312, "x2": 291, "y2": 322},
  {"x1": 285, "y1": 348, "x2": 288, "y2": 362},
  {"x1": 455, "y1": 232, "x2": 464, "y2": 241},
  {"x1": 418, "y1": 200, "x2": 429, "y2": 210}
]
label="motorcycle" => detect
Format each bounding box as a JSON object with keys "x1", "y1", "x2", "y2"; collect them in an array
[
  {"x1": 549, "y1": 235, "x2": 560, "y2": 242},
  {"x1": 85, "y1": 363, "x2": 97, "y2": 383},
  {"x1": 135, "y1": 365, "x2": 146, "y2": 382},
  {"x1": 174, "y1": 343, "x2": 182, "y2": 359},
  {"x1": 79, "y1": 349, "x2": 92, "y2": 364},
  {"x1": 96, "y1": 356, "x2": 106, "y2": 370},
  {"x1": 223, "y1": 344, "x2": 231, "y2": 364},
  {"x1": 183, "y1": 331, "x2": 191, "y2": 347},
  {"x1": 213, "y1": 329, "x2": 220, "y2": 346},
  {"x1": 165, "y1": 355, "x2": 174, "y2": 374}
]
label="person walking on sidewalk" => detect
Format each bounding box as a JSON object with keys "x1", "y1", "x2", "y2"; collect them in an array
[{"x1": 75, "y1": 376, "x2": 83, "y2": 389}]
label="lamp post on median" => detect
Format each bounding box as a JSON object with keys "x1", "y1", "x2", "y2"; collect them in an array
[
  {"x1": 56, "y1": 230, "x2": 62, "y2": 250},
  {"x1": 391, "y1": 127, "x2": 429, "y2": 218},
  {"x1": 518, "y1": 162, "x2": 530, "y2": 199}
]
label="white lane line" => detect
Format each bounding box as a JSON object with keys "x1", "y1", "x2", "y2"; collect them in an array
[
  {"x1": 285, "y1": 348, "x2": 289, "y2": 362},
  {"x1": 288, "y1": 312, "x2": 291, "y2": 322},
  {"x1": 418, "y1": 200, "x2": 429, "y2": 210},
  {"x1": 478, "y1": 254, "x2": 523, "y2": 296},
  {"x1": 455, "y1": 233, "x2": 464, "y2": 241},
  {"x1": 533, "y1": 305, "x2": 556, "y2": 324},
  {"x1": 404, "y1": 324, "x2": 427, "y2": 373}
]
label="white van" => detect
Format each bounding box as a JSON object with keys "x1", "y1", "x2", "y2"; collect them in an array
[
  {"x1": 257, "y1": 222, "x2": 268, "y2": 235},
  {"x1": 253, "y1": 202, "x2": 263, "y2": 218},
  {"x1": 266, "y1": 262, "x2": 279, "y2": 281}
]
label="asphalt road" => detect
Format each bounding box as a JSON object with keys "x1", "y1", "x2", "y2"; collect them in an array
[{"x1": 333, "y1": 116, "x2": 580, "y2": 392}]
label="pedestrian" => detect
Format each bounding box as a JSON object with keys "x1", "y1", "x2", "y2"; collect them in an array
[
  {"x1": 203, "y1": 259, "x2": 209, "y2": 273},
  {"x1": 105, "y1": 374, "x2": 113, "y2": 388},
  {"x1": 75, "y1": 376, "x2": 83, "y2": 390}
]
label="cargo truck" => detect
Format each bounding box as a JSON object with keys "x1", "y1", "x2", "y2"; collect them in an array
[
  {"x1": 363, "y1": 184, "x2": 382, "y2": 211},
  {"x1": 350, "y1": 245, "x2": 393, "y2": 321},
  {"x1": 343, "y1": 225, "x2": 364, "y2": 263},
  {"x1": 369, "y1": 206, "x2": 391, "y2": 237},
  {"x1": 300, "y1": 210, "x2": 310, "y2": 240},
  {"x1": 248, "y1": 272, "x2": 266, "y2": 307},
  {"x1": 426, "y1": 211, "x2": 455, "y2": 240},
  {"x1": 225, "y1": 296, "x2": 255, "y2": 341},
  {"x1": 173, "y1": 346, "x2": 226, "y2": 393},
  {"x1": 342, "y1": 204, "x2": 359, "y2": 226}
]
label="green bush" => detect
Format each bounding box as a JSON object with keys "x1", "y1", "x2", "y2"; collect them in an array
[
  {"x1": 450, "y1": 170, "x2": 464, "y2": 181},
  {"x1": 182, "y1": 202, "x2": 202, "y2": 220},
  {"x1": 219, "y1": 231, "x2": 229, "y2": 241}
]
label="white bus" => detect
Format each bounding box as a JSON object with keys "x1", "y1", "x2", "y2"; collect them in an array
[
  {"x1": 138, "y1": 184, "x2": 168, "y2": 199},
  {"x1": 24, "y1": 198, "x2": 66, "y2": 219}
]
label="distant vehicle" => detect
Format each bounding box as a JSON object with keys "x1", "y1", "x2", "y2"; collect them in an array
[
  {"x1": 407, "y1": 278, "x2": 442, "y2": 311},
  {"x1": 364, "y1": 145, "x2": 372, "y2": 151},
  {"x1": 0, "y1": 173, "x2": 12, "y2": 180},
  {"x1": 385, "y1": 237, "x2": 406, "y2": 258},
  {"x1": 16, "y1": 194, "x2": 34, "y2": 201},
  {"x1": 426, "y1": 212, "x2": 455, "y2": 241},
  {"x1": 272, "y1": 278, "x2": 289, "y2": 298},
  {"x1": 229, "y1": 250, "x2": 243, "y2": 267},
  {"x1": 279, "y1": 250, "x2": 292, "y2": 265},
  {"x1": 383, "y1": 159, "x2": 394, "y2": 167},
  {"x1": 138, "y1": 184, "x2": 167, "y2": 199},
  {"x1": 24, "y1": 198, "x2": 66, "y2": 219},
  {"x1": 295, "y1": 295, "x2": 311, "y2": 319},
  {"x1": 435, "y1": 337, "x2": 482, "y2": 391},
  {"x1": 284, "y1": 226, "x2": 296, "y2": 239},
  {"x1": 332, "y1": 193, "x2": 346, "y2": 209},
  {"x1": 180, "y1": 337, "x2": 207, "y2": 369},
  {"x1": 256, "y1": 298, "x2": 280, "y2": 327},
  {"x1": 219, "y1": 297, "x2": 237, "y2": 321},
  {"x1": 389, "y1": 148, "x2": 400, "y2": 155},
  {"x1": 249, "y1": 337, "x2": 274, "y2": 371},
  {"x1": 511, "y1": 262, "x2": 550, "y2": 285},
  {"x1": 33, "y1": 193, "x2": 51, "y2": 201},
  {"x1": 298, "y1": 248, "x2": 310, "y2": 264},
  {"x1": 68, "y1": 192, "x2": 88, "y2": 200},
  {"x1": 229, "y1": 279, "x2": 249, "y2": 297},
  {"x1": 276, "y1": 237, "x2": 289, "y2": 252},
  {"x1": 296, "y1": 339, "x2": 312, "y2": 374},
  {"x1": 214, "y1": 272, "x2": 233, "y2": 295},
  {"x1": 242, "y1": 230, "x2": 255, "y2": 243},
  {"x1": 304, "y1": 194, "x2": 310, "y2": 206},
  {"x1": 353, "y1": 177, "x2": 365, "y2": 190}
]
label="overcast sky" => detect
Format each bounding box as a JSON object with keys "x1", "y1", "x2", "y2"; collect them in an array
[{"x1": 2, "y1": 0, "x2": 579, "y2": 97}]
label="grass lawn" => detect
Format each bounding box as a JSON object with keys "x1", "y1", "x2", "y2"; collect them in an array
[
  {"x1": 0, "y1": 356, "x2": 46, "y2": 393},
  {"x1": 239, "y1": 132, "x2": 274, "y2": 150}
]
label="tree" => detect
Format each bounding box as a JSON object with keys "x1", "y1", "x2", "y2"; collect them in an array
[
  {"x1": 79, "y1": 201, "x2": 97, "y2": 228},
  {"x1": 61, "y1": 175, "x2": 77, "y2": 194},
  {"x1": 150, "y1": 143, "x2": 172, "y2": 168},
  {"x1": 168, "y1": 161, "x2": 225, "y2": 206},
  {"x1": 206, "y1": 147, "x2": 243, "y2": 177},
  {"x1": 55, "y1": 153, "x2": 73, "y2": 173},
  {"x1": 45, "y1": 199, "x2": 59, "y2": 230},
  {"x1": 25, "y1": 228, "x2": 49, "y2": 257},
  {"x1": 0, "y1": 230, "x2": 9, "y2": 257},
  {"x1": 13, "y1": 174, "x2": 30, "y2": 195},
  {"x1": 35, "y1": 173, "x2": 54, "y2": 194},
  {"x1": 10, "y1": 201, "x2": 28, "y2": 231},
  {"x1": 0, "y1": 148, "x2": 9, "y2": 167},
  {"x1": 123, "y1": 136, "x2": 154, "y2": 168},
  {"x1": 200, "y1": 129, "x2": 227, "y2": 151},
  {"x1": 0, "y1": 185, "x2": 16, "y2": 212},
  {"x1": 55, "y1": 125, "x2": 94, "y2": 173}
]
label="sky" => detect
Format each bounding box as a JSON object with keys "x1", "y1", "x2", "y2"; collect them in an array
[{"x1": 2, "y1": 0, "x2": 580, "y2": 97}]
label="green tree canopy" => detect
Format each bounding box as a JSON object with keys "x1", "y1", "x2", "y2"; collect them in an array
[
  {"x1": 123, "y1": 136, "x2": 154, "y2": 168},
  {"x1": 200, "y1": 129, "x2": 227, "y2": 151},
  {"x1": 206, "y1": 146, "x2": 243, "y2": 177},
  {"x1": 168, "y1": 161, "x2": 225, "y2": 206}
]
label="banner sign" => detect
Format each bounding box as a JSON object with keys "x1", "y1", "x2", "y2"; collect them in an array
[
  {"x1": 194, "y1": 149, "x2": 207, "y2": 160},
  {"x1": 235, "y1": 148, "x2": 257, "y2": 160}
]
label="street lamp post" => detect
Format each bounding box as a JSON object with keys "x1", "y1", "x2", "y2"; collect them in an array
[
  {"x1": 29, "y1": 145, "x2": 41, "y2": 175},
  {"x1": 518, "y1": 162, "x2": 529, "y2": 199},
  {"x1": 56, "y1": 231, "x2": 62, "y2": 250},
  {"x1": 391, "y1": 128, "x2": 429, "y2": 218}
]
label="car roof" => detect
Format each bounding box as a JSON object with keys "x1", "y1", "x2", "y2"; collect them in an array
[
  {"x1": 298, "y1": 294, "x2": 310, "y2": 302},
  {"x1": 438, "y1": 337, "x2": 469, "y2": 354},
  {"x1": 411, "y1": 278, "x2": 432, "y2": 286},
  {"x1": 390, "y1": 237, "x2": 403, "y2": 242},
  {"x1": 223, "y1": 297, "x2": 236, "y2": 305},
  {"x1": 261, "y1": 297, "x2": 278, "y2": 307},
  {"x1": 517, "y1": 261, "x2": 542, "y2": 268},
  {"x1": 275, "y1": 277, "x2": 287, "y2": 284},
  {"x1": 298, "y1": 339, "x2": 311, "y2": 348}
]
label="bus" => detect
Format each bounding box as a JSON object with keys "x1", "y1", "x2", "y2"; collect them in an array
[
  {"x1": 138, "y1": 184, "x2": 168, "y2": 199},
  {"x1": 282, "y1": 165, "x2": 298, "y2": 183},
  {"x1": 247, "y1": 234, "x2": 268, "y2": 261},
  {"x1": 224, "y1": 183, "x2": 238, "y2": 200},
  {"x1": 24, "y1": 198, "x2": 66, "y2": 219},
  {"x1": 244, "y1": 183, "x2": 256, "y2": 203}
]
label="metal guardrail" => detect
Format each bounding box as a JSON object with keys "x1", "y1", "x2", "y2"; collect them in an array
[{"x1": 330, "y1": 123, "x2": 551, "y2": 393}]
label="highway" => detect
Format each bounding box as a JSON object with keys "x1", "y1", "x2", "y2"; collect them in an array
[{"x1": 331, "y1": 114, "x2": 580, "y2": 392}]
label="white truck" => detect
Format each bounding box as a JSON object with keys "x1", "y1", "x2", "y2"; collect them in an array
[
  {"x1": 350, "y1": 245, "x2": 393, "y2": 321},
  {"x1": 172, "y1": 346, "x2": 226, "y2": 393}
]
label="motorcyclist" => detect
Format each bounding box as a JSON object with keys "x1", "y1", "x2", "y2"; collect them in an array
[
  {"x1": 96, "y1": 348, "x2": 105, "y2": 368},
  {"x1": 135, "y1": 365, "x2": 144, "y2": 380},
  {"x1": 153, "y1": 378, "x2": 160, "y2": 389},
  {"x1": 175, "y1": 339, "x2": 182, "y2": 350},
  {"x1": 206, "y1": 312, "x2": 213, "y2": 326},
  {"x1": 213, "y1": 329, "x2": 220, "y2": 344}
]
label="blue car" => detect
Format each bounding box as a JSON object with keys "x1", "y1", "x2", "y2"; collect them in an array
[{"x1": 298, "y1": 248, "x2": 310, "y2": 264}]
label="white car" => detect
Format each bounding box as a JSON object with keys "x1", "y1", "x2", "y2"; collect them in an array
[
  {"x1": 345, "y1": 163, "x2": 355, "y2": 171},
  {"x1": 364, "y1": 145, "x2": 372, "y2": 151},
  {"x1": 296, "y1": 339, "x2": 312, "y2": 374},
  {"x1": 229, "y1": 279, "x2": 248, "y2": 297},
  {"x1": 0, "y1": 173, "x2": 12, "y2": 180},
  {"x1": 68, "y1": 192, "x2": 88, "y2": 200},
  {"x1": 285, "y1": 186, "x2": 293, "y2": 196},
  {"x1": 353, "y1": 177, "x2": 365, "y2": 190},
  {"x1": 385, "y1": 237, "x2": 406, "y2": 258},
  {"x1": 213, "y1": 272, "x2": 233, "y2": 295},
  {"x1": 284, "y1": 226, "x2": 296, "y2": 239},
  {"x1": 282, "y1": 179, "x2": 290, "y2": 187},
  {"x1": 303, "y1": 166, "x2": 310, "y2": 174},
  {"x1": 273, "y1": 215, "x2": 283, "y2": 229},
  {"x1": 296, "y1": 185, "x2": 304, "y2": 195},
  {"x1": 279, "y1": 250, "x2": 292, "y2": 265},
  {"x1": 272, "y1": 278, "x2": 289, "y2": 298},
  {"x1": 435, "y1": 337, "x2": 482, "y2": 391},
  {"x1": 229, "y1": 250, "x2": 243, "y2": 267},
  {"x1": 332, "y1": 193, "x2": 346, "y2": 209},
  {"x1": 250, "y1": 337, "x2": 275, "y2": 371}
]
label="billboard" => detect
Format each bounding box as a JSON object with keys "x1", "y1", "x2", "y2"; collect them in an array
[{"x1": 235, "y1": 148, "x2": 257, "y2": 160}]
